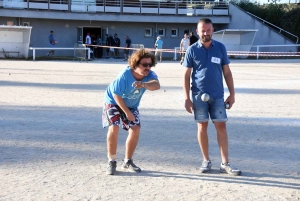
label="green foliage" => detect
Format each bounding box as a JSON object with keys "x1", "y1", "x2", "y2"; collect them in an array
[{"x1": 231, "y1": 1, "x2": 300, "y2": 43}]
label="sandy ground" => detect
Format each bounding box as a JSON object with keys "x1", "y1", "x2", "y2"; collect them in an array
[{"x1": 0, "y1": 59, "x2": 300, "y2": 201}]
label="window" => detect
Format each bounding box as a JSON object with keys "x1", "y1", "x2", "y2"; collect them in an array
[
  {"x1": 158, "y1": 28, "x2": 165, "y2": 37},
  {"x1": 171, "y1": 28, "x2": 178, "y2": 37},
  {"x1": 145, "y1": 28, "x2": 153, "y2": 37}
]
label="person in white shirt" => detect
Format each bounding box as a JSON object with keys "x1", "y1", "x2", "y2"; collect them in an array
[
  {"x1": 85, "y1": 33, "x2": 91, "y2": 45},
  {"x1": 85, "y1": 33, "x2": 93, "y2": 57},
  {"x1": 180, "y1": 33, "x2": 190, "y2": 65}
]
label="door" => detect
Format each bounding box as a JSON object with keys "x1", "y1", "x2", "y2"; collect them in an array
[
  {"x1": 101, "y1": 27, "x2": 108, "y2": 44},
  {"x1": 77, "y1": 27, "x2": 83, "y2": 44}
]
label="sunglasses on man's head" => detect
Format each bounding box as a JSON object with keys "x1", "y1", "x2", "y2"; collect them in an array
[{"x1": 139, "y1": 63, "x2": 153, "y2": 68}]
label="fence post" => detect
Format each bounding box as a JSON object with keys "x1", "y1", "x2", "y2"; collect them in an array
[
  {"x1": 256, "y1": 46, "x2": 259, "y2": 59},
  {"x1": 173, "y1": 47, "x2": 177, "y2": 60},
  {"x1": 33, "y1": 49, "x2": 36, "y2": 61}
]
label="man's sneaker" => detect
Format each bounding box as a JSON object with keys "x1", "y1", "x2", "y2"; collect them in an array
[
  {"x1": 220, "y1": 162, "x2": 242, "y2": 176},
  {"x1": 200, "y1": 160, "x2": 212, "y2": 173},
  {"x1": 122, "y1": 159, "x2": 141, "y2": 173},
  {"x1": 106, "y1": 161, "x2": 117, "y2": 175}
]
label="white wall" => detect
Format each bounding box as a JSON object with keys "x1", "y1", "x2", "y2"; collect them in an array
[{"x1": 228, "y1": 3, "x2": 297, "y2": 52}]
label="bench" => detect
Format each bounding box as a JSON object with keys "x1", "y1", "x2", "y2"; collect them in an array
[{"x1": 1, "y1": 49, "x2": 20, "y2": 58}]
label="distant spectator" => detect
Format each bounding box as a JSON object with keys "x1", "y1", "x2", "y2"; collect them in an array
[
  {"x1": 124, "y1": 35, "x2": 131, "y2": 61},
  {"x1": 105, "y1": 34, "x2": 110, "y2": 58},
  {"x1": 189, "y1": 31, "x2": 198, "y2": 46},
  {"x1": 180, "y1": 33, "x2": 190, "y2": 65},
  {"x1": 85, "y1": 33, "x2": 91, "y2": 45},
  {"x1": 109, "y1": 35, "x2": 116, "y2": 58},
  {"x1": 47, "y1": 31, "x2": 57, "y2": 56},
  {"x1": 85, "y1": 33, "x2": 93, "y2": 58},
  {"x1": 114, "y1": 33, "x2": 121, "y2": 59},
  {"x1": 154, "y1": 36, "x2": 163, "y2": 62}
]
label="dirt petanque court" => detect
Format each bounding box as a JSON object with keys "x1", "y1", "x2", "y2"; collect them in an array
[{"x1": 0, "y1": 59, "x2": 299, "y2": 200}]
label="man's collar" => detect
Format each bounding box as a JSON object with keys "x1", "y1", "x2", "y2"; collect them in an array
[{"x1": 198, "y1": 39, "x2": 215, "y2": 47}]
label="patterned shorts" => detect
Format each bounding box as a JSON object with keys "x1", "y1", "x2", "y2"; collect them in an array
[{"x1": 102, "y1": 103, "x2": 140, "y2": 131}]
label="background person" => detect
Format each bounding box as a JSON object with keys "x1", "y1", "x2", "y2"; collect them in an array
[
  {"x1": 189, "y1": 31, "x2": 198, "y2": 46},
  {"x1": 124, "y1": 35, "x2": 131, "y2": 61},
  {"x1": 154, "y1": 36, "x2": 163, "y2": 62},
  {"x1": 179, "y1": 33, "x2": 189, "y2": 65},
  {"x1": 47, "y1": 31, "x2": 56, "y2": 56},
  {"x1": 114, "y1": 33, "x2": 121, "y2": 59}
]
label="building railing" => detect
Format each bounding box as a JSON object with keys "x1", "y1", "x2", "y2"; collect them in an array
[{"x1": 0, "y1": 0, "x2": 229, "y2": 15}]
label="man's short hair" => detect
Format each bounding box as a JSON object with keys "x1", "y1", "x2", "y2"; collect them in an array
[
  {"x1": 50, "y1": 31, "x2": 53, "y2": 33},
  {"x1": 199, "y1": 18, "x2": 212, "y2": 24}
]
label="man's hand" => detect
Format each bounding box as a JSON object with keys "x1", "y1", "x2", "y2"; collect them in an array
[
  {"x1": 132, "y1": 81, "x2": 144, "y2": 89},
  {"x1": 125, "y1": 111, "x2": 135, "y2": 121},
  {"x1": 224, "y1": 94, "x2": 235, "y2": 109},
  {"x1": 185, "y1": 99, "x2": 194, "y2": 114}
]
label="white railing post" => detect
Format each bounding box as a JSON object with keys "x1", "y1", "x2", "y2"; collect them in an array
[
  {"x1": 256, "y1": 46, "x2": 259, "y2": 59},
  {"x1": 173, "y1": 47, "x2": 177, "y2": 60},
  {"x1": 87, "y1": 48, "x2": 90, "y2": 60},
  {"x1": 33, "y1": 49, "x2": 36, "y2": 60}
]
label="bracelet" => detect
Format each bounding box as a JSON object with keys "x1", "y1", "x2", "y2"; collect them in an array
[{"x1": 142, "y1": 82, "x2": 146, "y2": 88}]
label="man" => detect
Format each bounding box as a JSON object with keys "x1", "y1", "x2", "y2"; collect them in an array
[
  {"x1": 102, "y1": 49, "x2": 160, "y2": 175},
  {"x1": 189, "y1": 31, "x2": 198, "y2": 46},
  {"x1": 182, "y1": 18, "x2": 242, "y2": 176},
  {"x1": 179, "y1": 33, "x2": 189, "y2": 65},
  {"x1": 85, "y1": 33, "x2": 91, "y2": 45},
  {"x1": 108, "y1": 35, "x2": 115, "y2": 58},
  {"x1": 124, "y1": 35, "x2": 131, "y2": 61},
  {"x1": 154, "y1": 36, "x2": 163, "y2": 62},
  {"x1": 114, "y1": 33, "x2": 121, "y2": 59},
  {"x1": 47, "y1": 31, "x2": 56, "y2": 56},
  {"x1": 85, "y1": 33, "x2": 93, "y2": 59},
  {"x1": 105, "y1": 34, "x2": 110, "y2": 58}
]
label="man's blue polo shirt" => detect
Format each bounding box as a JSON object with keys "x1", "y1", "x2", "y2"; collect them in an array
[{"x1": 183, "y1": 39, "x2": 230, "y2": 99}]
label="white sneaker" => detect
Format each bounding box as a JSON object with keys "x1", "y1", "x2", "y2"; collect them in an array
[
  {"x1": 200, "y1": 160, "x2": 212, "y2": 173},
  {"x1": 220, "y1": 162, "x2": 242, "y2": 176}
]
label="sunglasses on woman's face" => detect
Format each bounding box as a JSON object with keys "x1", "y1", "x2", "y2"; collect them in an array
[{"x1": 139, "y1": 63, "x2": 153, "y2": 68}]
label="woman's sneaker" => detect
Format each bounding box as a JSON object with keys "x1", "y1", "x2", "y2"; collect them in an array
[
  {"x1": 122, "y1": 159, "x2": 141, "y2": 173},
  {"x1": 106, "y1": 161, "x2": 117, "y2": 175},
  {"x1": 220, "y1": 162, "x2": 242, "y2": 176},
  {"x1": 200, "y1": 160, "x2": 212, "y2": 173}
]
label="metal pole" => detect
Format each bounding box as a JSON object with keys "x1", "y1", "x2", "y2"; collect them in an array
[
  {"x1": 173, "y1": 47, "x2": 177, "y2": 60},
  {"x1": 33, "y1": 49, "x2": 36, "y2": 60},
  {"x1": 256, "y1": 46, "x2": 259, "y2": 59}
]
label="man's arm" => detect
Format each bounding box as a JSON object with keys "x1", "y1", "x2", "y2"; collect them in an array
[
  {"x1": 143, "y1": 79, "x2": 160, "y2": 91},
  {"x1": 183, "y1": 67, "x2": 193, "y2": 113},
  {"x1": 223, "y1": 64, "x2": 235, "y2": 108},
  {"x1": 133, "y1": 79, "x2": 160, "y2": 91},
  {"x1": 113, "y1": 94, "x2": 135, "y2": 121},
  {"x1": 49, "y1": 36, "x2": 54, "y2": 44}
]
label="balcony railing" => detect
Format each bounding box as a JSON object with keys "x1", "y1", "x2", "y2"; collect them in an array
[{"x1": 0, "y1": 0, "x2": 229, "y2": 15}]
